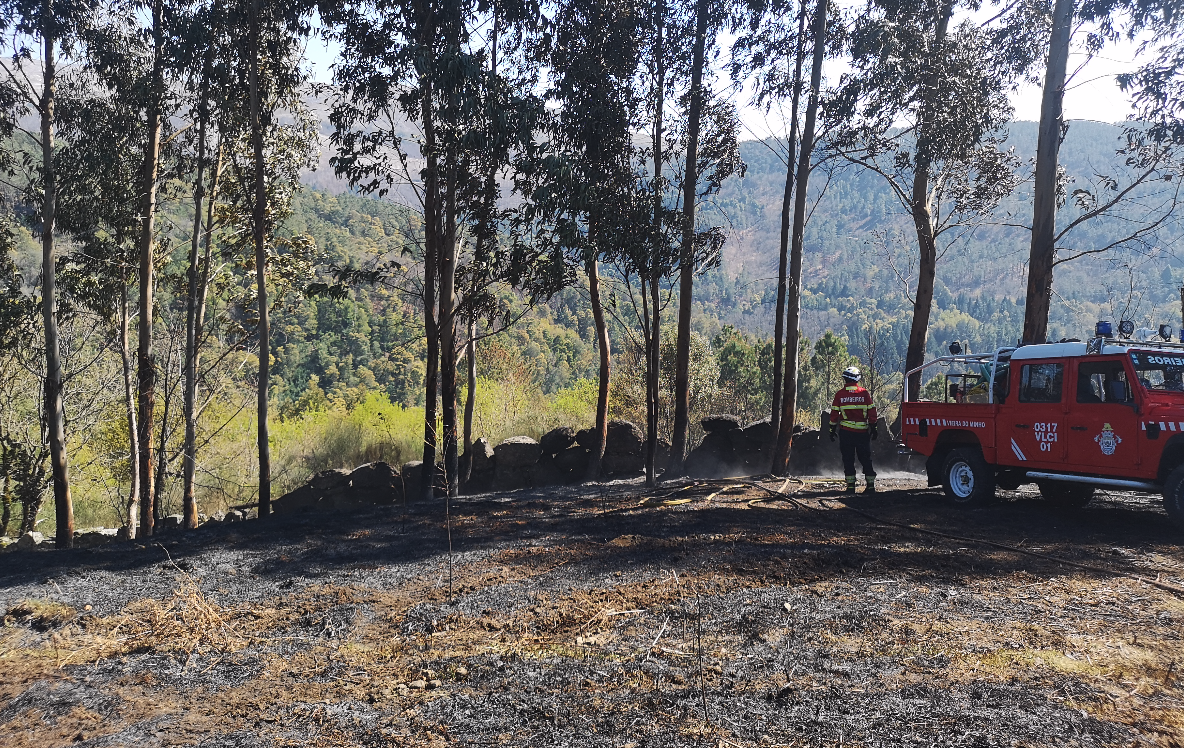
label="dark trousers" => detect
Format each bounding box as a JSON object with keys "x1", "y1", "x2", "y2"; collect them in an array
[{"x1": 839, "y1": 429, "x2": 875, "y2": 477}]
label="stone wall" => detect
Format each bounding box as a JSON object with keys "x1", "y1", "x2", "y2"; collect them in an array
[{"x1": 270, "y1": 415, "x2": 920, "y2": 514}]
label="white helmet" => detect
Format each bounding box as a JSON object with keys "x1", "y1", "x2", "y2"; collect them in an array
[{"x1": 842, "y1": 366, "x2": 861, "y2": 382}]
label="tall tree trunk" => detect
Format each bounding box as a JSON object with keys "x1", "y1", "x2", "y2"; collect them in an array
[
  {"x1": 1023, "y1": 0, "x2": 1073, "y2": 344},
  {"x1": 668, "y1": 0, "x2": 709, "y2": 477},
  {"x1": 461, "y1": 315, "x2": 476, "y2": 484},
  {"x1": 772, "y1": 0, "x2": 828, "y2": 475},
  {"x1": 119, "y1": 277, "x2": 139, "y2": 536},
  {"x1": 182, "y1": 66, "x2": 210, "y2": 530},
  {"x1": 440, "y1": 183, "x2": 458, "y2": 497},
  {"x1": 137, "y1": 0, "x2": 163, "y2": 537},
  {"x1": 586, "y1": 256, "x2": 610, "y2": 482},
  {"x1": 646, "y1": 0, "x2": 665, "y2": 487},
  {"x1": 904, "y1": 1, "x2": 953, "y2": 402},
  {"x1": 419, "y1": 2, "x2": 440, "y2": 502},
  {"x1": 248, "y1": 0, "x2": 271, "y2": 517},
  {"x1": 40, "y1": 11, "x2": 72, "y2": 548},
  {"x1": 0, "y1": 437, "x2": 10, "y2": 537},
  {"x1": 771, "y1": 0, "x2": 808, "y2": 431}
]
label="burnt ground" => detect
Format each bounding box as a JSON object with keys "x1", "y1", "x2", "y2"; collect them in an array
[{"x1": 1, "y1": 476, "x2": 1182, "y2": 748}]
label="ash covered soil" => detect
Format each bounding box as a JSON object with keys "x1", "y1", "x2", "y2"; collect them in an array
[{"x1": 2, "y1": 477, "x2": 1183, "y2": 747}]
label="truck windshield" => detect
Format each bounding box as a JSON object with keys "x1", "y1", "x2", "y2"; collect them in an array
[{"x1": 1129, "y1": 351, "x2": 1184, "y2": 392}]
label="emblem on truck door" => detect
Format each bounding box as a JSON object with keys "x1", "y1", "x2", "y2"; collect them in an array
[{"x1": 1095, "y1": 423, "x2": 1122, "y2": 456}]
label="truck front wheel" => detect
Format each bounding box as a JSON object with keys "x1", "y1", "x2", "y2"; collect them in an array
[
  {"x1": 1163, "y1": 465, "x2": 1184, "y2": 531},
  {"x1": 942, "y1": 448, "x2": 996, "y2": 506}
]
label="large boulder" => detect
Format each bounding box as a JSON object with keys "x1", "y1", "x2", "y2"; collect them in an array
[
  {"x1": 401, "y1": 461, "x2": 448, "y2": 499},
  {"x1": 532, "y1": 454, "x2": 569, "y2": 486},
  {"x1": 16, "y1": 531, "x2": 44, "y2": 549},
  {"x1": 494, "y1": 436, "x2": 541, "y2": 469},
  {"x1": 539, "y1": 427, "x2": 577, "y2": 456},
  {"x1": 309, "y1": 468, "x2": 352, "y2": 492},
  {"x1": 349, "y1": 461, "x2": 401, "y2": 504},
  {"x1": 493, "y1": 436, "x2": 541, "y2": 491},
  {"x1": 740, "y1": 418, "x2": 776, "y2": 445},
  {"x1": 574, "y1": 428, "x2": 598, "y2": 450},
  {"x1": 701, "y1": 414, "x2": 741, "y2": 433},
  {"x1": 468, "y1": 437, "x2": 495, "y2": 473},
  {"x1": 602, "y1": 452, "x2": 643, "y2": 476},
  {"x1": 604, "y1": 420, "x2": 643, "y2": 455},
  {"x1": 555, "y1": 446, "x2": 590, "y2": 475},
  {"x1": 75, "y1": 528, "x2": 118, "y2": 549}
]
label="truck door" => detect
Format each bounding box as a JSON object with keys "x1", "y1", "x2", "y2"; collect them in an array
[
  {"x1": 997, "y1": 359, "x2": 1066, "y2": 470},
  {"x1": 1064, "y1": 358, "x2": 1140, "y2": 476}
]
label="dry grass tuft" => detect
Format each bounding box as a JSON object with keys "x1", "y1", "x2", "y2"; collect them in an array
[{"x1": 4, "y1": 599, "x2": 77, "y2": 631}]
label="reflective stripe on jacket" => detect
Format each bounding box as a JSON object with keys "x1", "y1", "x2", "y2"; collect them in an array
[{"x1": 829, "y1": 385, "x2": 877, "y2": 432}]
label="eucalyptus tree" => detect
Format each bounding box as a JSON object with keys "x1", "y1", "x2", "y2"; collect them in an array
[
  {"x1": 1021, "y1": 0, "x2": 1184, "y2": 342},
  {"x1": 730, "y1": 0, "x2": 807, "y2": 433},
  {"x1": 175, "y1": 0, "x2": 224, "y2": 529},
  {"x1": 540, "y1": 0, "x2": 647, "y2": 480},
  {"x1": 666, "y1": 0, "x2": 744, "y2": 476},
  {"x1": 327, "y1": 0, "x2": 545, "y2": 498},
  {"x1": 770, "y1": 0, "x2": 828, "y2": 475},
  {"x1": 216, "y1": 0, "x2": 315, "y2": 516},
  {"x1": 52, "y1": 45, "x2": 149, "y2": 534},
  {"x1": 827, "y1": 0, "x2": 1029, "y2": 402},
  {"x1": 0, "y1": 0, "x2": 106, "y2": 546}
]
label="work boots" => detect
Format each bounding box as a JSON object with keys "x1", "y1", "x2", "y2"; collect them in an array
[
  {"x1": 844, "y1": 475, "x2": 857, "y2": 494},
  {"x1": 864, "y1": 475, "x2": 877, "y2": 494}
]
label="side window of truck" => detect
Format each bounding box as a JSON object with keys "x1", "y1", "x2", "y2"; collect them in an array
[
  {"x1": 1019, "y1": 363, "x2": 1064, "y2": 403},
  {"x1": 1077, "y1": 361, "x2": 1131, "y2": 404}
]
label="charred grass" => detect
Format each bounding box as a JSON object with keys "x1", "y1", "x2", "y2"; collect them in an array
[{"x1": 1, "y1": 478, "x2": 1182, "y2": 746}]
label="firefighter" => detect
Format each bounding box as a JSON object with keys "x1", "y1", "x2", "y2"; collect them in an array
[{"x1": 828, "y1": 366, "x2": 878, "y2": 494}]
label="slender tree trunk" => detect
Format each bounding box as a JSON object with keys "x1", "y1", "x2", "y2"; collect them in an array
[
  {"x1": 184, "y1": 142, "x2": 221, "y2": 529},
  {"x1": 248, "y1": 0, "x2": 271, "y2": 517},
  {"x1": 1023, "y1": 0, "x2": 1073, "y2": 345},
  {"x1": 586, "y1": 256, "x2": 610, "y2": 482},
  {"x1": 0, "y1": 438, "x2": 10, "y2": 537},
  {"x1": 461, "y1": 315, "x2": 476, "y2": 484},
  {"x1": 153, "y1": 358, "x2": 173, "y2": 521},
  {"x1": 118, "y1": 278, "x2": 139, "y2": 537},
  {"x1": 904, "y1": 2, "x2": 952, "y2": 402},
  {"x1": 419, "y1": 2, "x2": 440, "y2": 502},
  {"x1": 182, "y1": 69, "x2": 210, "y2": 530},
  {"x1": 179, "y1": 144, "x2": 222, "y2": 520},
  {"x1": 771, "y1": 0, "x2": 808, "y2": 431},
  {"x1": 646, "y1": 1, "x2": 665, "y2": 487},
  {"x1": 136, "y1": 0, "x2": 163, "y2": 537},
  {"x1": 39, "y1": 12, "x2": 72, "y2": 548},
  {"x1": 668, "y1": 0, "x2": 709, "y2": 477},
  {"x1": 641, "y1": 271, "x2": 655, "y2": 485},
  {"x1": 772, "y1": 0, "x2": 828, "y2": 475},
  {"x1": 440, "y1": 184, "x2": 458, "y2": 498}
]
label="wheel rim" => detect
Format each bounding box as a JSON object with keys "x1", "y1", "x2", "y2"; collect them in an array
[{"x1": 949, "y1": 461, "x2": 975, "y2": 499}]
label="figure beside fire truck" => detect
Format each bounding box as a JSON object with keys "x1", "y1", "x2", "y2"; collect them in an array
[{"x1": 899, "y1": 320, "x2": 1184, "y2": 531}]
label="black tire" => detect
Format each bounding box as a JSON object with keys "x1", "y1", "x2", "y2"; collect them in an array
[
  {"x1": 1038, "y1": 481, "x2": 1095, "y2": 509},
  {"x1": 1163, "y1": 464, "x2": 1184, "y2": 531},
  {"x1": 942, "y1": 447, "x2": 996, "y2": 506}
]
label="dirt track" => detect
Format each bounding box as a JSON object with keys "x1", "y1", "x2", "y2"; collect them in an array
[{"x1": 1, "y1": 477, "x2": 1182, "y2": 747}]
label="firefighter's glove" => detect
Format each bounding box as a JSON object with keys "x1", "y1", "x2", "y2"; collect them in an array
[
  {"x1": 828, "y1": 424, "x2": 837, "y2": 442},
  {"x1": 870, "y1": 424, "x2": 879, "y2": 441}
]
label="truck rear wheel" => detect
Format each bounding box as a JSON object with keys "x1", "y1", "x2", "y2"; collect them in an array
[
  {"x1": 1163, "y1": 465, "x2": 1184, "y2": 531},
  {"x1": 1038, "y1": 482, "x2": 1094, "y2": 509},
  {"x1": 942, "y1": 448, "x2": 996, "y2": 506}
]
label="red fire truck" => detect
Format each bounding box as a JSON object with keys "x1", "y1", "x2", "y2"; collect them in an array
[{"x1": 899, "y1": 323, "x2": 1184, "y2": 530}]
